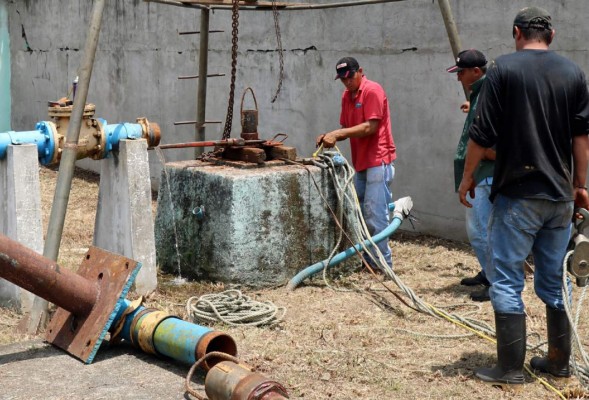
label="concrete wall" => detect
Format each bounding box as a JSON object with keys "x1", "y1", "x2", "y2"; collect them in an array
[{"x1": 7, "y1": 0, "x2": 589, "y2": 241}]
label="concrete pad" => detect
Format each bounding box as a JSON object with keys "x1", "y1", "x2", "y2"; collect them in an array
[
  {"x1": 0, "y1": 339, "x2": 203, "y2": 399},
  {"x1": 155, "y1": 161, "x2": 345, "y2": 287}
]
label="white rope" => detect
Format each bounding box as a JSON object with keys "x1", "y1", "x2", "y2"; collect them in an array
[
  {"x1": 315, "y1": 149, "x2": 498, "y2": 338},
  {"x1": 562, "y1": 251, "x2": 589, "y2": 387},
  {"x1": 186, "y1": 289, "x2": 286, "y2": 327}
]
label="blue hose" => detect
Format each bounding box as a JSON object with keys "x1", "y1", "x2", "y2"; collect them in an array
[{"x1": 287, "y1": 202, "x2": 401, "y2": 290}]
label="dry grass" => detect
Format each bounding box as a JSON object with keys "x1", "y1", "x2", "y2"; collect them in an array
[{"x1": 2, "y1": 166, "x2": 589, "y2": 399}]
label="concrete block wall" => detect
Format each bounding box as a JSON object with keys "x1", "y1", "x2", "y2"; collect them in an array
[{"x1": 7, "y1": 0, "x2": 589, "y2": 241}]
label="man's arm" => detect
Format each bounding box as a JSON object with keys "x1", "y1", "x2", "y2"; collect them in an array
[
  {"x1": 483, "y1": 148, "x2": 496, "y2": 160},
  {"x1": 316, "y1": 119, "x2": 379, "y2": 148},
  {"x1": 573, "y1": 134, "x2": 589, "y2": 210},
  {"x1": 458, "y1": 139, "x2": 487, "y2": 208}
]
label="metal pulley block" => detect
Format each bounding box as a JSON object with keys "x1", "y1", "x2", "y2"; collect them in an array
[{"x1": 568, "y1": 208, "x2": 589, "y2": 287}]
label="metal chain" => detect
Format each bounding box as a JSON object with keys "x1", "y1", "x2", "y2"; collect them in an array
[
  {"x1": 222, "y1": 0, "x2": 240, "y2": 140},
  {"x1": 270, "y1": 0, "x2": 284, "y2": 103}
]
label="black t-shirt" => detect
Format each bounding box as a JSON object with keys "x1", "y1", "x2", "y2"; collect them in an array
[{"x1": 469, "y1": 49, "x2": 589, "y2": 202}]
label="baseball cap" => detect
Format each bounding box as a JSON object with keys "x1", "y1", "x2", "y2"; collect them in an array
[
  {"x1": 334, "y1": 57, "x2": 360, "y2": 80},
  {"x1": 446, "y1": 49, "x2": 487, "y2": 73},
  {"x1": 513, "y1": 6, "x2": 552, "y2": 31}
]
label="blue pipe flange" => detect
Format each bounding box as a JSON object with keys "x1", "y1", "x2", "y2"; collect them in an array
[{"x1": 35, "y1": 121, "x2": 58, "y2": 165}]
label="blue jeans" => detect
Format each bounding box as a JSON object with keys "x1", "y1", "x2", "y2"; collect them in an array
[
  {"x1": 354, "y1": 163, "x2": 395, "y2": 268},
  {"x1": 465, "y1": 177, "x2": 493, "y2": 278},
  {"x1": 487, "y1": 195, "x2": 573, "y2": 313}
]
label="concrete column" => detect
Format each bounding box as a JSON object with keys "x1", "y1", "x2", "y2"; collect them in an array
[
  {"x1": 94, "y1": 139, "x2": 157, "y2": 294},
  {"x1": 0, "y1": 144, "x2": 43, "y2": 312}
]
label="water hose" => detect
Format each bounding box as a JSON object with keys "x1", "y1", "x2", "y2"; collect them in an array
[{"x1": 286, "y1": 197, "x2": 413, "y2": 290}]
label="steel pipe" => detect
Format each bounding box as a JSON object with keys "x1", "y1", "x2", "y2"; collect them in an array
[
  {"x1": 0, "y1": 234, "x2": 97, "y2": 316},
  {"x1": 148, "y1": 0, "x2": 408, "y2": 11},
  {"x1": 113, "y1": 299, "x2": 238, "y2": 370},
  {"x1": 196, "y1": 8, "x2": 210, "y2": 158}
]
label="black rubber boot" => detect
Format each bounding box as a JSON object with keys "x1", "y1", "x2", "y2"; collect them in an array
[
  {"x1": 470, "y1": 286, "x2": 490, "y2": 302},
  {"x1": 530, "y1": 306, "x2": 571, "y2": 378},
  {"x1": 461, "y1": 271, "x2": 490, "y2": 286},
  {"x1": 475, "y1": 313, "x2": 526, "y2": 388}
]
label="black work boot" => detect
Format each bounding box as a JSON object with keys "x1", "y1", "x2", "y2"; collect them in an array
[
  {"x1": 530, "y1": 306, "x2": 571, "y2": 378},
  {"x1": 470, "y1": 286, "x2": 490, "y2": 302},
  {"x1": 475, "y1": 313, "x2": 526, "y2": 389},
  {"x1": 461, "y1": 271, "x2": 490, "y2": 286}
]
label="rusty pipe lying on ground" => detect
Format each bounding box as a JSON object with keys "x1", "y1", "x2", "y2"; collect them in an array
[
  {"x1": 0, "y1": 233, "x2": 140, "y2": 363},
  {"x1": 205, "y1": 361, "x2": 289, "y2": 400},
  {"x1": 0, "y1": 235, "x2": 98, "y2": 317},
  {"x1": 0, "y1": 234, "x2": 238, "y2": 369},
  {"x1": 111, "y1": 299, "x2": 238, "y2": 370}
]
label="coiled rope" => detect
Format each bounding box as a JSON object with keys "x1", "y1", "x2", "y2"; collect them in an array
[{"x1": 186, "y1": 289, "x2": 286, "y2": 327}]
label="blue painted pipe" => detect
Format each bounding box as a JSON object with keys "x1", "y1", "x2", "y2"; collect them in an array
[
  {"x1": 111, "y1": 299, "x2": 237, "y2": 369},
  {"x1": 286, "y1": 202, "x2": 401, "y2": 290},
  {"x1": 103, "y1": 120, "x2": 144, "y2": 154},
  {"x1": 0, "y1": 121, "x2": 55, "y2": 165},
  {"x1": 0, "y1": 120, "x2": 145, "y2": 165}
]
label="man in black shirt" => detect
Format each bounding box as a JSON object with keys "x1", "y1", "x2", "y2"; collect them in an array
[{"x1": 458, "y1": 6, "x2": 589, "y2": 388}]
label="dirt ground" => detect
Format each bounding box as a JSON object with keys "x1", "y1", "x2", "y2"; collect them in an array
[{"x1": 1, "y1": 166, "x2": 589, "y2": 399}]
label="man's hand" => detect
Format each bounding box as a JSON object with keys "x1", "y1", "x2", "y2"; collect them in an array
[
  {"x1": 460, "y1": 101, "x2": 470, "y2": 113},
  {"x1": 458, "y1": 175, "x2": 476, "y2": 208},
  {"x1": 316, "y1": 131, "x2": 338, "y2": 148},
  {"x1": 574, "y1": 187, "x2": 589, "y2": 212}
]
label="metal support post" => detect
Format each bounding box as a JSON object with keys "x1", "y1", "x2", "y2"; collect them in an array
[
  {"x1": 195, "y1": 8, "x2": 210, "y2": 158},
  {"x1": 25, "y1": 0, "x2": 107, "y2": 334},
  {"x1": 437, "y1": 0, "x2": 468, "y2": 99}
]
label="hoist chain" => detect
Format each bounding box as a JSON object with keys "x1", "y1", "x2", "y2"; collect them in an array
[
  {"x1": 270, "y1": 0, "x2": 284, "y2": 103},
  {"x1": 222, "y1": 0, "x2": 240, "y2": 140}
]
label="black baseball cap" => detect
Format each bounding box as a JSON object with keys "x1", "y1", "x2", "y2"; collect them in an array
[
  {"x1": 446, "y1": 49, "x2": 487, "y2": 73},
  {"x1": 335, "y1": 57, "x2": 360, "y2": 80},
  {"x1": 513, "y1": 6, "x2": 552, "y2": 31}
]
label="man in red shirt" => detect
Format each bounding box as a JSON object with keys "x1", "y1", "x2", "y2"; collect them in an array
[{"x1": 317, "y1": 57, "x2": 397, "y2": 269}]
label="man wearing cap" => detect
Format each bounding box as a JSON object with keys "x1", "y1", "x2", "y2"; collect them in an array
[
  {"x1": 447, "y1": 49, "x2": 494, "y2": 302},
  {"x1": 458, "y1": 6, "x2": 589, "y2": 387},
  {"x1": 316, "y1": 57, "x2": 397, "y2": 269}
]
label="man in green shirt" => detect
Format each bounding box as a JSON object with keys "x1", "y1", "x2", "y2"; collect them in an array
[{"x1": 447, "y1": 49, "x2": 495, "y2": 301}]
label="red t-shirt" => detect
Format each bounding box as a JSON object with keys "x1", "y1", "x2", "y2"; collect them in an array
[{"x1": 339, "y1": 76, "x2": 396, "y2": 172}]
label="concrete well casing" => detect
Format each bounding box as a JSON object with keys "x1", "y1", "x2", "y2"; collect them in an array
[{"x1": 155, "y1": 161, "x2": 345, "y2": 287}]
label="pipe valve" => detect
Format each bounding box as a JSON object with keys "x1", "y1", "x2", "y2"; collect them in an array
[{"x1": 0, "y1": 102, "x2": 161, "y2": 165}]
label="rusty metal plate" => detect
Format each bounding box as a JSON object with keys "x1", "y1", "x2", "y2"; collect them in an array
[{"x1": 45, "y1": 247, "x2": 141, "y2": 364}]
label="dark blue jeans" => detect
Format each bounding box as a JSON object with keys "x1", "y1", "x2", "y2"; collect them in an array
[{"x1": 487, "y1": 195, "x2": 573, "y2": 313}]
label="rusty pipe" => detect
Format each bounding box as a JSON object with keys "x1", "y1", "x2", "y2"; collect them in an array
[
  {"x1": 0, "y1": 234, "x2": 97, "y2": 316},
  {"x1": 156, "y1": 138, "x2": 266, "y2": 150},
  {"x1": 205, "y1": 361, "x2": 289, "y2": 400}
]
